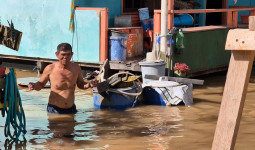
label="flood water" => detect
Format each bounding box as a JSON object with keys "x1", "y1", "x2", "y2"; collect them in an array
[{"x1": 1, "y1": 68, "x2": 255, "y2": 150}]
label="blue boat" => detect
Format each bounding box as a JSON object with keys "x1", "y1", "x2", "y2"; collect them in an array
[{"x1": 93, "y1": 86, "x2": 140, "y2": 110}]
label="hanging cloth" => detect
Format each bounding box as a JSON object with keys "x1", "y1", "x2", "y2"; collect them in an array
[{"x1": 69, "y1": 0, "x2": 75, "y2": 32}]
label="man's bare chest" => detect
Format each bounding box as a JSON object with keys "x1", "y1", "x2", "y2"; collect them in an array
[{"x1": 50, "y1": 69, "x2": 78, "y2": 89}]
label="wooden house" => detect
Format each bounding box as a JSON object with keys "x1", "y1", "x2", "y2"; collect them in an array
[{"x1": 0, "y1": 0, "x2": 255, "y2": 75}]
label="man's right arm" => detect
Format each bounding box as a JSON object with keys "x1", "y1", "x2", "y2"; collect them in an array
[
  {"x1": 28, "y1": 81, "x2": 44, "y2": 91},
  {"x1": 28, "y1": 64, "x2": 52, "y2": 91}
]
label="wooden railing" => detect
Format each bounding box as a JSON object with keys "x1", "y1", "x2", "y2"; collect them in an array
[{"x1": 153, "y1": 8, "x2": 255, "y2": 34}]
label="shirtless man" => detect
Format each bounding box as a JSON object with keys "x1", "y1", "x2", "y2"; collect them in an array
[{"x1": 28, "y1": 43, "x2": 98, "y2": 114}]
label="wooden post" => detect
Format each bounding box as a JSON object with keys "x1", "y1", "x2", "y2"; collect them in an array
[
  {"x1": 212, "y1": 16, "x2": 255, "y2": 150},
  {"x1": 233, "y1": 11, "x2": 238, "y2": 27},
  {"x1": 227, "y1": 11, "x2": 233, "y2": 27},
  {"x1": 100, "y1": 8, "x2": 108, "y2": 63},
  {"x1": 154, "y1": 12, "x2": 161, "y2": 34},
  {"x1": 168, "y1": 0, "x2": 174, "y2": 29},
  {"x1": 160, "y1": 0, "x2": 168, "y2": 53}
]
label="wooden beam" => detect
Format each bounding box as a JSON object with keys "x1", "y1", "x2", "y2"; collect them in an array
[
  {"x1": 154, "y1": 8, "x2": 255, "y2": 14},
  {"x1": 212, "y1": 16, "x2": 255, "y2": 150},
  {"x1": 212, "y1": 51, "x2": 255, "y2": 150},
  {"x1": 144, "y1": 75, "x2": 204, "y2": 85}
]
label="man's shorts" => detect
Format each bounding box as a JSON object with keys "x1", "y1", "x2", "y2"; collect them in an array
[{"x1": 47, "y1": 103, "x2": 77, "y2": 114}]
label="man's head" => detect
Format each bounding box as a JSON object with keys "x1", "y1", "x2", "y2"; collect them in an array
[{"x1": 56, "y1": 43, "x2": 73, "y2": 66}]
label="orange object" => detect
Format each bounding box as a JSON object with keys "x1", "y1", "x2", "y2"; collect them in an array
[
  {"x1": 126, "y1": 34, "x2": 138, "y2": 57},
  {"x1": 109, "y1": 27, "x2": 144, "y2": 57}
]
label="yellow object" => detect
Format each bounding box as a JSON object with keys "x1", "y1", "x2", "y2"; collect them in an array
[
  {"x1": 174, "y1": 70, "x2": 186, "y2": 77},
  {"x1": 123, "y1": 76, "x2": 141, "y2": 82}
]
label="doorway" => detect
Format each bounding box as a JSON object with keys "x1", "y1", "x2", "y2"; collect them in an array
[{"x1": 206, "y1": 0, "x2": 224, "y2": 25}]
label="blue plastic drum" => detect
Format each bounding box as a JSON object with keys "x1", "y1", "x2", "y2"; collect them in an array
[{"x1": 109, "y1": 36, "x2": 127, "y2": 61}]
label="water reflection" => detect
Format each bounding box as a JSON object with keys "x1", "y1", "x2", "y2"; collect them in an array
[
  {"x1": 85, "y1": 106, "x2": 184, "y2": 149},
  {"x1": 48, "y1": 114, "x2": 75, "y2": 138},
  {"x1": 27, "y1": 111, "x2": 99, "y2": 149}
]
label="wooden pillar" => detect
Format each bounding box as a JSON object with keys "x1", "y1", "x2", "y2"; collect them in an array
[
  {"x1": 222, "y1": 0, "x2": 228, "y2": 25},
  {"x1": 233, "y1": 11, "x2": 238, "y2": 27},
  {"x1": 212, "y1": 16, "x2": 255, "y2": 150},
  {"x1": 168, "y1": 0, "x2": 174, "y2": 29},
  {"x1": 154, "y1": 12, "x2": 161, "y2": 34},
  {"x1": 100, "y1": 8, "x2": 109, "y2": 63},
  {"x1": 227, "y1": 11, "x2": 233, "y2": 27},
  {"x1": 160, "y1": 0, "x2": 168, "y2": 53}
]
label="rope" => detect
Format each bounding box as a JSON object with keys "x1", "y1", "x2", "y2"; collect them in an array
[
  {"x1": 107, "y1": 72, "x2": 143, "y2": 97},
  {"x1": 1, "y1": 68, "x2": 26, "y2": 143},
  {"x1": 69, "y1": 0, "x2": 75, "y2": 32}
]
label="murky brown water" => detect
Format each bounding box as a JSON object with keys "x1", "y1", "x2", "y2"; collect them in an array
[{"x1": 1, "y1": 68, "x2": 255, "y2": 150}]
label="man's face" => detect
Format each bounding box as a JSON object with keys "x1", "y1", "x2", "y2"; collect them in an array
[{"x1": 56, "y1": 50, "x2": 73, "y2": 65}]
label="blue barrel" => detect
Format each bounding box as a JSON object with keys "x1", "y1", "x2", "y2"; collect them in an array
[
  {"x1": 109, "y1": 36, "x2": 127, "y2": 61},
  {"x1": 174, "y1": 13, "x2": 194, "y2": 26},
  {"x1": 138, "y1": 8, "x2": 149, "y2": 20},
  {"x1": 141, "y1": 19, "x2": 150, "y2": 31}
]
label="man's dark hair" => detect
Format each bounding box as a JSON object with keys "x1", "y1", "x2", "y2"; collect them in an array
[{"x1": 57, "y1": 43, "x2": 72, "y2": 53}]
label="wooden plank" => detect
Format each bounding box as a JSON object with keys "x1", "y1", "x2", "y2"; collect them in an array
[
  {"x1": 225, "y1": 29, "x2": 255, "y2": 51},
  {"x1": 144, "y1": 75, "x2": 204, "y2": 85},
  {"x1": 0, "y1": 54, "x2": 101, "y2": 68},
  {"x1": 227, "y1": 11, "x2": 233, "y2": 27},
  {"x1": 233, "y1": 11, "x2": 238, "y2": 27},
  {"x1": 212, "y1": 51, "x2": 255, "y2": 150},
  {"x1": 230, "y1": 6, "x2": 255, "y2": 9},
  {"x1": 182, "y1": 26, "x2": 229, "y2": 33},
  {"x1": 154, "y1": 8, "x2": 255, "y2": 14}
]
